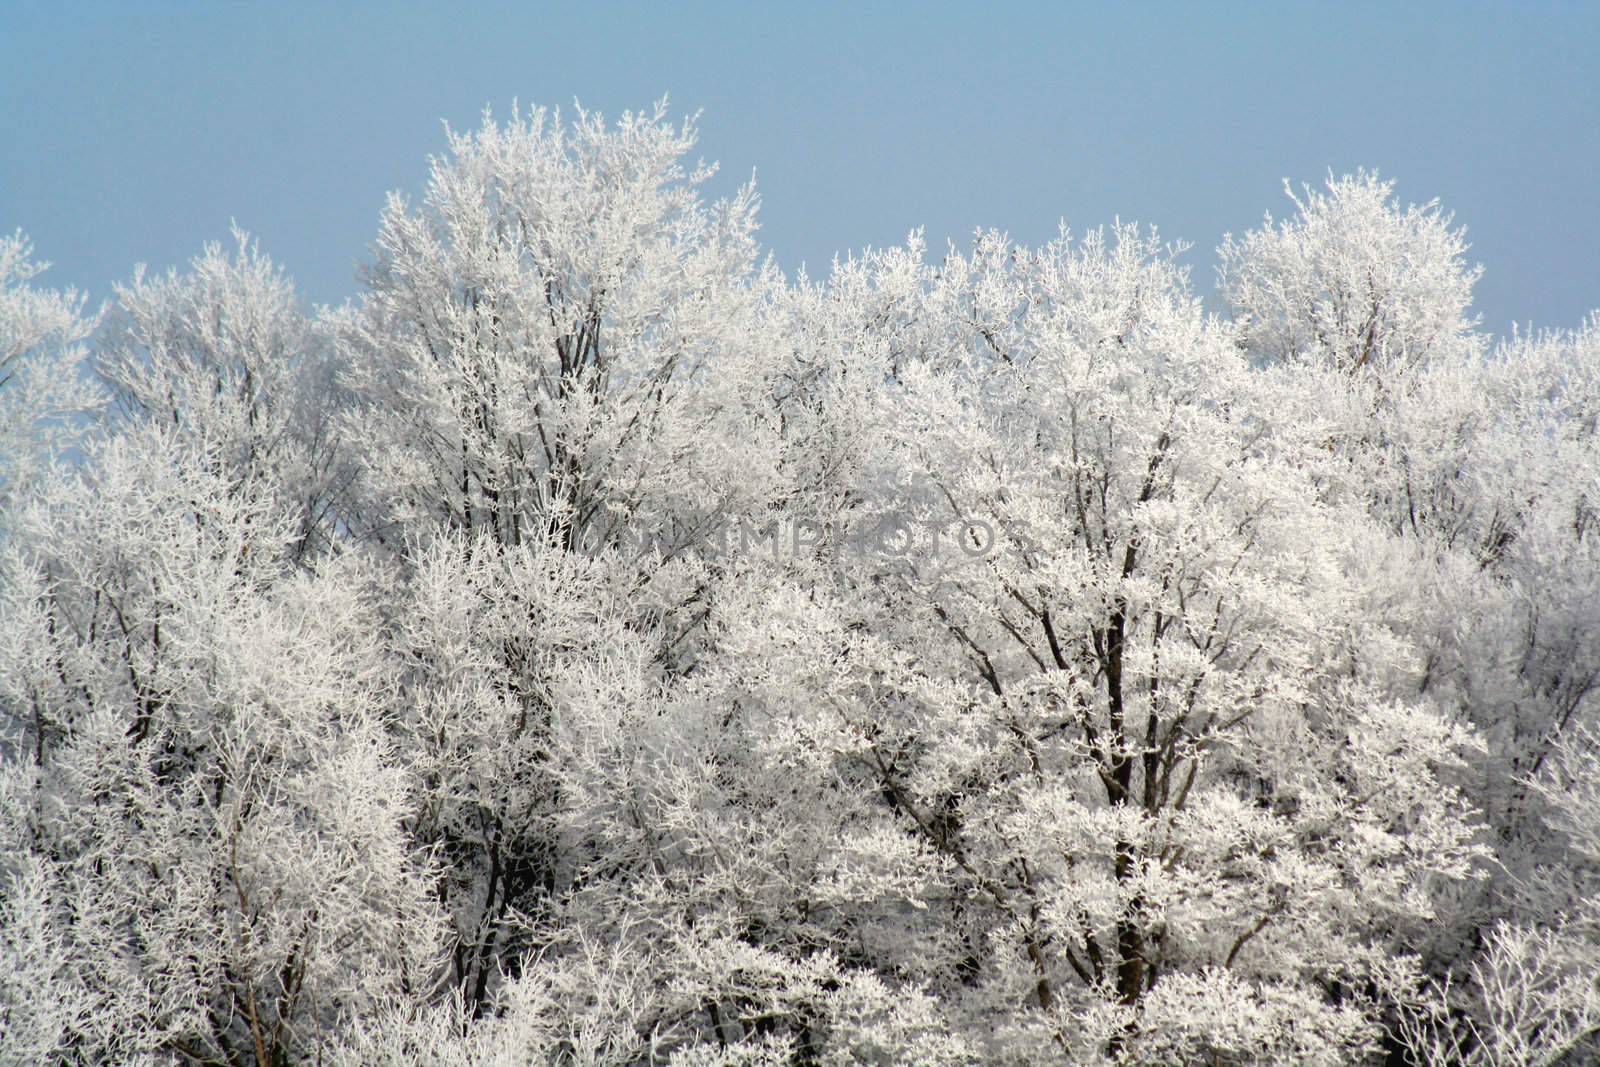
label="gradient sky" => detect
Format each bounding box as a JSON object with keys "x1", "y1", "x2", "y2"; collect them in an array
[{"x1": 4, "y1": 2, "x2": 1597, "y2": 336}]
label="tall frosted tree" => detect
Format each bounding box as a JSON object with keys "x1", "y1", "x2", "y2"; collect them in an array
[
  {"x1": 330, "y1": 100, "x2": 795, "y2": 1015},
  {"x1": 336, "y1": 99, "x2": 783, "y2": 555}
]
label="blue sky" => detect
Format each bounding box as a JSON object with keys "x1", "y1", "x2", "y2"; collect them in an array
[{"x1": 3, "y1": 2, "x2": 1596, "y2": 335}]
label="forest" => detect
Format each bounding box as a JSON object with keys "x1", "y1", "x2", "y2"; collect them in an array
[{"x1": 1, "y1": 101, "x2": 1597, "y2": 1065}]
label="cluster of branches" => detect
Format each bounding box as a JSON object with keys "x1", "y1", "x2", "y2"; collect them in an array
[{"x1": 2, "y1": 102, "x2": 1598, "y2": 1066}]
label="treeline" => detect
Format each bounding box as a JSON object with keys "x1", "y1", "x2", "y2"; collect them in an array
[{"x1": 1, "y1": 102, "x2": 1597, "y2": 1065}]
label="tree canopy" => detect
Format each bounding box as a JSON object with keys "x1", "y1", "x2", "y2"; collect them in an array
[{"x1": 2, "y1": 103, "x2": 1597, "y2": 1066}]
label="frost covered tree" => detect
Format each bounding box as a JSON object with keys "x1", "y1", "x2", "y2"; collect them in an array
[
  {"x1": 1218, "y1": 171, "x2": 1482, "y2": 375},
  {"x1": 1370, "y1": 325, "x2": 1600, "y2": 1064},
  {"x1": 741, "y1": 224, "x2": 1489, "y2": 1062},
  {"x1": 336, "y1": 99, "x2": 783, "y2": 555},
  {"x1": 1228, "y1": 254, "x2": 1600, "y2": 1058},
  {"x1": 326, "y1": 100, "x2": 794, "y2": 1018},
  {"x1": 1, "y1": 227, "x2": 440, "y2": 1067}
]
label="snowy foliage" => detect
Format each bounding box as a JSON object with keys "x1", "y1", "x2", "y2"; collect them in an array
[
  {"x1": 0, "y1": 232, "x2": 100, "y2": 533},
  {"x1": 2, "y1": 102, "x2": 1597, "y2": 1064},
  {"x1": 1218, "y1": 171, "x2": 1482, "y2": 375}
]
